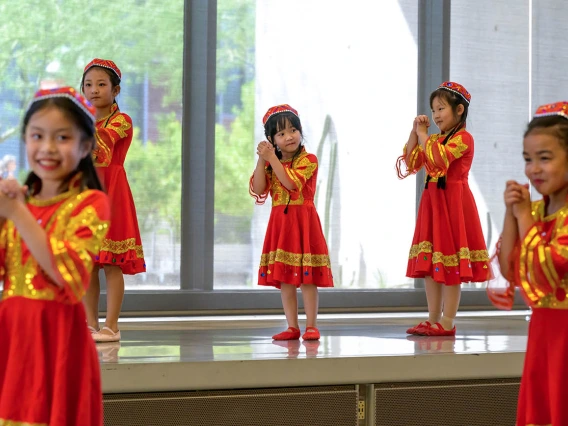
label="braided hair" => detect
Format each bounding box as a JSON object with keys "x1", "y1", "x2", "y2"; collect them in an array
[{"x1": 425, "y1": 88, "x2": 469, "y2": 190}]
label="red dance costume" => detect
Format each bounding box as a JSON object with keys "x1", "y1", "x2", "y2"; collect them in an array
[
  {"x1": 397, "y1": 128, "x2": 491, "y2": 284},
  {"x1": 0, "y1": 180, "x2": 110, "y2": 425},
  {"x1": 250, "y1": 148, "x2": 333, "y2": 288},
  {"x1": 93, "y1": 103, "x2": 146, "y2": 274},
  {"x1": 489, "y1": 199, "x2": 568, "y2": 426}
]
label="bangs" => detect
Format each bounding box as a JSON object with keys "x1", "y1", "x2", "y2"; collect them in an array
[{"x1": 275, "y1": 113, "x2": 302, "y2": 132}]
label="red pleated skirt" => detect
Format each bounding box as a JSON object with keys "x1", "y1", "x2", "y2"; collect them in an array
[
  {"x1": 96, "y1": 165, "x2": 146, "y2": 275},
  {"x1": 0, "y1": 297, "x2": 102, "y2": 425},
  {"x1": 407, "y1": 181, "x2": 491, "y2": 285},
  {"x1": 258, "y1": 203, "x2": 333, "y2": 288},
  {"x1": 516, "y1": 308, "x2": 568, "y2": 426}
]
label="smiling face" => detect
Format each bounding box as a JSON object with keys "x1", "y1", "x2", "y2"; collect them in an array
[
  {"x1": 523, "y1": 130, "x2": 568, "y2": 203},
  {"x1": 431, "y1": 95, "x2": 464, "y2": 133},
  {"x1": 25, "y1": 105, "x2": 91, "y2": 197},
  {"x1": 271, "y1": 119, "x2": 302, "y2": 160}
]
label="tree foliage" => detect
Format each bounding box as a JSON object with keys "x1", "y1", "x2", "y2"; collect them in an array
[{"x1": 0, "y1": 0, "x2": 256, "y2": 243}]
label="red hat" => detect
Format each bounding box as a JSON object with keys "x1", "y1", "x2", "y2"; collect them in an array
[
  {"x1": 30, "y1": 86, "x2": 96, "y2": 121},
  {"x1": 83, "y1": 58, "x2": 122, "y2": 81},
  {"x1": 262, "y1": 104, "x2": 299, "y2": 126},
  {"x1": 438, "y1": 81, "x2": 471, "y2": 104},
  {"x1": 534, "y1": 102, "x2": 568, "y2": 120}
]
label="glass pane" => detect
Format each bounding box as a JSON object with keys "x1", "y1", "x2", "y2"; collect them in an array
[
  {"x1": 0, "y1": 0, "x2": 183, "y2": 289},
  {"x1": 215, "y1": 1, "x2": 418, "y2": 289},
  {"x1": 532, "y1": 2, "x2": 568, "y2": 112},
  {"x1": 450, "y1": 0, "x2": 528, "y2": 288}
]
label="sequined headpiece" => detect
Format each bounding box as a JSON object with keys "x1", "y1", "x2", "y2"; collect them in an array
[
  {"x1": 533, "y1": 102, "x2": 568, "y2": 120},
  {"x1": 29, "y1": 87, "x2": 96, "y2": 122},
  {"x1": 83, "y1": 58, "x2": 122, "y2": 81},
  {"x1": 438, "y1": 81, "x2": 471, "y2": 104},
  {"x1": 262, "y1": 104, "x2": 299, "y2": 126}
]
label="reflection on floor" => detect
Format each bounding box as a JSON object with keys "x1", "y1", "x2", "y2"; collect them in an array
[{"x1": 98, "y1": 311, "x2": 530, "y2": 394}]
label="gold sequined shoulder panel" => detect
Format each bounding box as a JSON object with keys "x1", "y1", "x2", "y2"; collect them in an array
[
  {"x1": 270, "y1": 151, "x2": 319, "y2": 206},
  {"x1": 2, "y1": 190, "x2": 110, "y2": 304}
]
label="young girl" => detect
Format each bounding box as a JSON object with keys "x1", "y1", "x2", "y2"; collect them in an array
[
  {"x1": 0, "y1": 87, "x2": 109, "y2": 425},
  {"x1": 250, "y1": 104, "x2": 333, "y2": 340},
  {"x1": 491, "y1": 101, "x2": 568, "y2": 425},
  {"x1": 396, "y1": 81, "x2": 491, "y2": 336},
  {"x1": 81, "y1": 58, "x2": 146, "y2": 342}
]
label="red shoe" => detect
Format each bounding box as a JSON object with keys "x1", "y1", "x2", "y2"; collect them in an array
[
  {"x1": 302, "y1": 326, "x2": 320, "y2": 340},
  {"x1": 406, "y1": 321, "x2": 431, "y2": 335},
  {"x1": 272, "y1": 327, "x2": 301, "y2": 341},
  {"x1": 424, "y1": 322, "x2": 456, "y2": 336}
]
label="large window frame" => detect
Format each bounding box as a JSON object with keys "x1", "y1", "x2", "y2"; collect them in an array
[{"x1": 99, "y1": 0, "x2": 526, "y2": 314}]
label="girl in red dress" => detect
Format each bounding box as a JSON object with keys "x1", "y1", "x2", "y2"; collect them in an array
[
  {"x1": 491, "y1": 102, "x2": 568, "y2": 426},
  {"x1": 0, "y1": 87, "x2": 109, "y2": 425},
  {"x1": 81, "y1": 58, "x2": 146, "y2": 342},
  {"x1": 397, "y1": 82, "x2": 491, "y2": 336},
  {"x1": 250, "y1": 105, "x2": 333, "y2": 341}
]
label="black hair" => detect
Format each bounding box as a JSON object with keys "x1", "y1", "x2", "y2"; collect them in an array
[
  {"x1": 22, "y1": 98, "x2": 103, "y2": 195},
  {"x1": 425, "y1": 88, "x2": 469, "y2": 189},
  {"x1": 263, "y1": 112, "x2": 304, "y2": 213},
  {"x1": 81, "y1": 66, "x2": 121, "y2": 126},
  {"x1": 524, "y1": 115, "x2": 568, "y2": 151}
]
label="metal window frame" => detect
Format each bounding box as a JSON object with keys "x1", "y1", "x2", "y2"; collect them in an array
[{"x1": 98, "y1": 0, "x2": 525, "y2": 315}]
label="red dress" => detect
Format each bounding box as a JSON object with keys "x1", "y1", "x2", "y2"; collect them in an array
[
  {"x1": 93, "y1": 104, "x2": 146, "y2": 274},
  {"x1": 489, "y1": 199, "x2": 568, "y2": 426},
  {"x1": 249, "y1": 149, "x2": 333, "y2": 288},
  {"x1": 0, "y1": 180, "x2": 110, "y2": 425},
  {"x1": 397, "y1": 129, "x2": 491, "y2": 285}
]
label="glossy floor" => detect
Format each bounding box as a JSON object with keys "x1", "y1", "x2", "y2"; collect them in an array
[{"x1": 98, "y1": 311, "x2": 530, "y2": 393}]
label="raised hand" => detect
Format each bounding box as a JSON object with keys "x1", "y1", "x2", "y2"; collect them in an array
[
  {"x1": 414, "y1": 115, "x2": 430, "y2": 136},
  {"x1": 0, "y1": 179, "x2": 27, "y2": 219},
  {"x1": 504, "y1": 180, "x2": 531, "y2": 218},
  {"x1": 257, "y1": 141, "x2": 276, "y2": 162}
]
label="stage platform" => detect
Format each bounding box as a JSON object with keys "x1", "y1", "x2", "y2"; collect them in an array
[{"x1": 98, "y1": 311, "x2": 529, "y2": 426}]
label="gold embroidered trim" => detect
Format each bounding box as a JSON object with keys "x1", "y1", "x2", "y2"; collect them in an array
[
  {"x1": 0, "y1": 418, "x2": 48, "y2": 426},
  {"x1": 408, "y1": 242, "x2": 489, "y2": 267},
  {"x1": 270, "y1": 151, "x2": 318, "y2": 207},
  {"x1": 107, "y1": 114, "x2": 131, "y2": 139},
  {"x1": 260, "y1": 249, "x2": 331, "y2": 268},
  {"x1": 517, "y1": 202, "x2": 568, "y2": 309},
  {"x1": 28, "y1": 183, "x2": 81, "y2": 207},
  {"x1": 101, "y1": 238, "x2": 144, "y2": 258},
  {"x1": 3, "y1": 191, "x2": 110, "y2": 302}
]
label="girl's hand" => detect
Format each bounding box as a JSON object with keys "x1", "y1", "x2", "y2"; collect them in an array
[
  {"x1": 0, "y1": 186, "x2": 25, "y2": 219},
  {"x1": 504, "y1": 180, "x2": 524, "y2": 209},
  {"x1": 512, "y1": 184, "x2": 531, "y2": 219},
  {"x1": 414, "y1": 115, "x2": 430, "y2": 135},
  {"x1": 257, "y1": 141, "x2": 276, "y2": 162},
  {"x1": 0, "y1": 178, "x2": 27, "y2": 202},
  {"x1": 505, "y1": 181, "x2": 531, "y2": 219}
]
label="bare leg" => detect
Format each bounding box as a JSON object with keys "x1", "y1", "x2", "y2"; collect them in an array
[
  {"x1": 425, "y1": 276, "x2": 443, "y2": 324},
  {"x1": 101, "y1": 265, "x2": 125, "y2": 333},
  {"x1": 300, "y1": 284, "x2": 319, "y2": 328},
  {"x1": 83, "y1": 269, "x2": 101, "y2": 331},
  {"x1": 440, "y1": 284, "x2": 461, "y2": 330},
  {"x1": 280, "y1": 283, "x2": 299, "y2": 329}
]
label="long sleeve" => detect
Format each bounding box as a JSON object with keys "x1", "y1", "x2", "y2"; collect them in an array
[
  {"x1": 49, "y1": 191, "x2": 110, "y2": 302},
  {"x1": 424, "y1": 132, "x2": 471, "y2": 178},
  {"x1": 93, "y1": 112, "x2": 133, "y2": 167},
  {"x1": 249, "y1": 164, "x2": 271, "y2": 205},
  {"x1": 284, "y1": 153, "x2": 318, "y2": 200},
  {"x1": 515, "y1": 220, "x2": 568, "y2": 304},
  {"x1": 396, "y1": 144, "x2": 425, "y2": 179}
]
